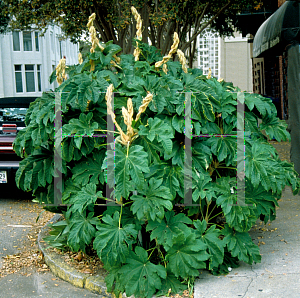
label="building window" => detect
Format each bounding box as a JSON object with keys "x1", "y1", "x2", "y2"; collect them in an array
[
  {"x1": 35, "y1": 32, "x2": 39, "y2": 51},
  {"x1": 37, "y1": 65, "x2": 41, "y2": 91},
  {"x1": 14, "y1": 65, "x2": 23, "y2": 93},
  {"x1": 13, "y1": 31, "x2": 20, "y2": 51},
  {"x1": 25, "y1": 65, "x2": 35, "y2": 92},
  {"x1": 23, "y1": 31, "x2": 32, "y2": 51}
]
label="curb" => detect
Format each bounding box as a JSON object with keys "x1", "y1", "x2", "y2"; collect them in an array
[{"x1": 38, "y1": 214, "x2": 112, "y2": 297}]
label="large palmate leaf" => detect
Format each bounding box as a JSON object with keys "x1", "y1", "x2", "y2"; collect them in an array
[
  {"x1": 245, "y1": 183, "x2": 279, "y2": 223},
  {"x1": 93, "y1": 212, "x2": 138, "y2": 266},
  {"x1": 119, "y1": 246, "x2": 166, "y2": 298},
  {"x1": 145, "y1": 163, "x2": 184, "y2": 198},
  {"x1": 244, "y1": 93, "x2": 274, "y2": 117},
  {"x1": 146, "y1": 211, "x2": 192, "y2": 250},
  {"x1": 156, "y1": 269, "x2": 188, "y2": 296},
  {"x1": 67, "y1": 183, "x2": 103, "y2": 215},
  {"x1": 194, "y1": 220, "x2": 225, "y2": 270},
  {"x1": 62, "y1": 112, "x2": 98, "y2": 136},
  {"x1": 134, "y1": 134, "x2": 161, "y2": 164},
  {"x1": 259, "y1": 115, "x2": 290, "y2": 142},
  {"x1": 190, "y1": 79, "x2": 220, "y2": 122},
  {"x1": 16, "y1": 146, "x2": 54, "y2": 192},
  {"x1": 245, "y1": 141, "x2": 281, "y2": 191},
  {"x1": 222, "y1": 225, "x2": 261, "y2": 265},
  {"x1": 215, "y1": 177, "x2": 257, "y2": 232},
  {"x1": 192, "y1": 141, "x2": 213, "y2": 173},
  {"x1": 203, "y1": 135, "x2": 236, "y2": 165},
  {"x1": 192, "y1": 171, "x2": 215, "y2": 203},
  {"x1": 166, "y1": 232, "x2": 210, "y2": 279},
  {"x1": 163, "y1": 140, "x2": 185, "y2": 167},
  {"x1": 131, "y1": 178, "x2": 173, "y2": 222},
  {"x1": 67, "y1": 212, "x2": 99, "y2": 252},
  {"x1": 71, "y1": 149, "x2": 106, "y2": 186},
  {"x1": 138, "y1": 118, "x2": 174, "y2": 154},
  {"x1": 111, "y1": 144, "x2": 149, "y2": 200}
]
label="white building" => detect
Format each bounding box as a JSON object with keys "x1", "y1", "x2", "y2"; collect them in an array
[
  {"x1": 0, "y1": 25, "x2": 79, "y2": 99},
  {"x1": 196, "y1": 29, "x2": 253, "y2": 92}
]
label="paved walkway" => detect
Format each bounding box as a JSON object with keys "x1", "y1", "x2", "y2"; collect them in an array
[
  {"x1": 194, "y1": 186, "x2": 300, "y2": 298},
  {"x1": 0, "y1": 195, "x2": 99, "y2": 298}
]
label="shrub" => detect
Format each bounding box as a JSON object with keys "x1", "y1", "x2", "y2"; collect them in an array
[{"x1": 14, "y1": 11, "x2": 300, "y2": 298}]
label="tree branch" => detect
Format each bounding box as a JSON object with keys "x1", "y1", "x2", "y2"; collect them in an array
[
  {"x1": 181, "y1": 0, "x2": 231, "y2": 53},
  {"x1": 161, "y1": 20, "x2": 176, "y2": 55},
  {"x1": 194, "y1": 2, "x2": 210, "y2": 33}
]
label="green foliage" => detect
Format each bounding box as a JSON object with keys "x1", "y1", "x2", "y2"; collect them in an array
[{"x1": 13, "y1": 35, "x2": 300, "y2": 297}]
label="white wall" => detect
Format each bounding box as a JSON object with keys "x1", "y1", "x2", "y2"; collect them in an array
[
  {"x1": 220, "y1": 34, "x2": 253, "y2": 92},
  {"x1": 0, "y1": 25, "x2": 79, "y2": 98},
  {"x1": 195, "y1": 30, "x2": 253, "y2": 92}
]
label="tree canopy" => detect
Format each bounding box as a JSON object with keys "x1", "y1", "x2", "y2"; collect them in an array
[{"x1": 1, "y1": 0, "x2": 264, "y2": 66}]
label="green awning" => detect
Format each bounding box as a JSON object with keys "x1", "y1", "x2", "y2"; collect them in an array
[{"x1": 253, "y1": 1, "x2": 300, "y2": 57}]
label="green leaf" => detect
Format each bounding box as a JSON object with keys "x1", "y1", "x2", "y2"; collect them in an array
[
  {"x1": 194, "y1": 220, "x2": 225, "y2": 270},
  {"x1": 192, "y1": 171, "x2": 214, "y2": 202},
  {"x1": 71, "y1": 150, "x2": 106, "y2": 186},
  {"x1": 67, "y1": 212, "x2": 99, "y2": 252},
  {"x1": 131, "y1": 178, "x2": 173, "y2": 222},
  {"x1": 245, "y1": 184, "x2": 279, "y2": 223},
  {"x1": 67, "y1": 183, "x2": 103, "y2": 215},
  {"x1": 245, "y1": 93, "x2": 273, "y2": 117},
  {"x1": 222, "y1": 225, "x2": 261, "y2": 265},
  {"x1": 134, "y1": 134, "x2": 161, "y2": 164},
  {"x1": 215, "y1": 179, "x2": 257, "y2": 232},
  {"x1": 245, "y1": 142, "x2": 279, "y2": 191},
  {"x1": 93, "y1": 212, "x2": 138, "y2": 266},
  {"x1": 119, "y1": 246, "x2": 167, "y2": 298},
  {"x1": 146, "y1": 211, "x2": 192, "y2": 249},
  {"x1": 139, "y1": 118, "x2": 174, "y2": 154},
  {"x1": 112, "y1": 144, "x2": 149, "y2": 200},
  {"x1": 260, "y1": 115, "x2": 290, "y2": 142},
  {"x1": 62, "y1": 112, "x2": 98, "y2": 136},
  {"x1": 166, "y1": 232, "x2": 210, "y2": 279},
  {"x1": 145, "y1": 163, "x2": 184, "y2": 198},
  {"x1": 192, "y1": 141, "x2": 212, "y2": 174},
  {"x1": 156, "y1": 270, "x2": 188, "y2": 296},
  {"x1": 192, "y1": 91, "x2": 215, "y2": 122}
]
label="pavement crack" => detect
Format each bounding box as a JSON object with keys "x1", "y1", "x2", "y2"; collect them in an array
[{"x1": 242, "y1": 277, "x2": 253, "y2": 298}]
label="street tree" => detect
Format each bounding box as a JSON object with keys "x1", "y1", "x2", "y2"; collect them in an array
[{"x1": 0, "y1": 0, "x2": 263, "y2": 67}]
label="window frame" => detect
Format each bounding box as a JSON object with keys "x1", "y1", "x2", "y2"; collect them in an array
[
  {"x1": 25, "y1": 64, "x2": 35, "y2": 92},
  {"x1": 23, "y1": 31, "x2": 33, "y2": 51},
  {"x1": 14, "y1": 64, "x2": 42, "y2": 94},
  {"x1": 12, "y1": 31, "x2": 40, "y2": 52},
  {"x1": 12, "y1": 31, "x2": 20, "y2": 51},
  {"x1": 14, "y1": 65, "x2": 23, "y2": 93}
]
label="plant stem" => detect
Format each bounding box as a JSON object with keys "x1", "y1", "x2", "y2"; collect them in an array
[
  {"x1": 217, "y1": 166, "x2": 236, "y2": 170},
  {"x1": 119, "y1": 202, "x2": 123, "y2": 229},
  {"x1": 207, "y1": 203, "x2": 217, "y2": 219},
  {"x1": 199, "y1": 199, "x2": 205, "y2": 221},
  {"x1": 205, "y1": 201, "x2": 211, "y2": 223},
  {"x1": 126, "y1": 141, "x2": 130, "y2": 157},
  {"x1": 208, "y1": 211, "x2": 223, "y2": 221},
  {"x1": 215, "y1": 168, "x2": 222, "y2": 178},
  {"x1": 122, "y1": 201, "x2": 133, "y2": 206}
]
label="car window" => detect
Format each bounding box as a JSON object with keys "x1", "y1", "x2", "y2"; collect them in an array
[{"x1": 0, "y1": 108, "x2": 27, "y2": 122}]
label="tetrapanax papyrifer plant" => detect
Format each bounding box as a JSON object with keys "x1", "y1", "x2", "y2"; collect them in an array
[{"x1": 13, "y1": 9, "x2": 300, "y2": 298}]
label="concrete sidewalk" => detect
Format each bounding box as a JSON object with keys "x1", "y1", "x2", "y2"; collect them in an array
[{"x1": 194, "y1": 185, "x2": 300, "y2": 298}]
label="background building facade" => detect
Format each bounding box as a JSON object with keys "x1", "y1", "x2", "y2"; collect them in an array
[
  {"x1": 0, "y1": 25, "x2": 79, "y2": 99},
  {"x1": 196, "y1": 29, "x2": 253, "y2": 92}
]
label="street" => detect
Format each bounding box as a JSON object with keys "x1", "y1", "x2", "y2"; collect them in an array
[{"x1": 0, "y1": 194, "x2": 101, "y2": 297}]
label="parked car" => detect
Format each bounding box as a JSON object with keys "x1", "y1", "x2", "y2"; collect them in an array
[{"x1": 0, "y1": 97, "x2": 33, "y2": 191}]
